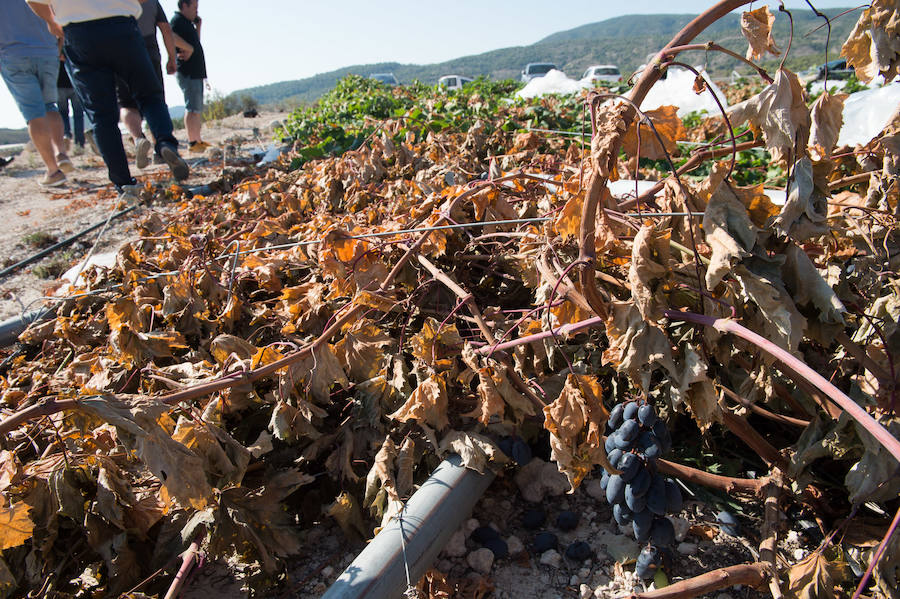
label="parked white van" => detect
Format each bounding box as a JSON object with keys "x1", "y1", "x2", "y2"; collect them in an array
[
  {"x1": 582, "y1": 65, "x2": 622, "y2": 83},
  {"x1": 438, "y1": 75, "x2": 474, "y2": 91}
]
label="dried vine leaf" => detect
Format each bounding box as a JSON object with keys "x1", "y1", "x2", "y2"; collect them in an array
[
  {"x1": 809, "y1": 91, "x2": 848, "y2": 160},
  {"x1": 438, "y1": 430, "x2": 508, "y2": 474},
  {"x1": 409, "y1": 318, "x2": 464, "y2": 368},
  {"x1": 622, "y1": 105, "x2": 685, "y2": 161},
  {"x1": 0, "y1": 502, "x2": 33, "y2": 550},
  {"x1": 786, "y1": 551, "x2": 849, "y2": 599},
  {"x1": 728, "y1": 69, "x2": 811, "y2": 164},
  {"x1": 773, "y1": 158, "x2": 829, "y2": 241},
  {"x1": 389, "y1": 373, "x2": 450, "y2": 431},
  {"x1": 841, "y1": 0, "x2": 900, "y2": 83},
  {"x1": 543, "y1": 373, "x2": 614, "y2": 490},
  {"x1": 628, "y1": 224, "x2": 672, "y2": 324},
  {"x1": 703, "y1": 176, "x2": 758, "y2": 289},
  {"x1": 334, "y1": 320, "x2": 393, "y2": 381},
  {"x1": 741, "y1": 6, "x2": 780, "y2": 60},
  {"x1": 782, "y1": 244, "x2": 846, "y2": 325}
]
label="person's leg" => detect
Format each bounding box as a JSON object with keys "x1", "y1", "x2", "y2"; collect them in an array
[
  {"x1": 0, "y1": 56, "x2": 62, "y2": 180},
  {"x1": 185, "y1": 110, "x2": 202, "y2": 143},
  {"x1": 71, "y1": 92, "x2": 86, "y2": 147},
  {"x1": 36, "y1": 57, "x2": 70, "y2": 168},
  {"x1": 63, "y1": 21, "x2": 134, "y2": 189},
  {"x1": 58, "y1": 88, "x2": 72, "y2": 139},
  {"x1": 120, "y1": 106, "x2": 144, "y2": 141}
]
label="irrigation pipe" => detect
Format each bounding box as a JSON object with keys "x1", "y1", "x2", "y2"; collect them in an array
[
  {"x1": 0, "y1": 309, "x2": 50, "y2": 348},
  {"x1": 0, "y1": 203, "x2": 140, "y2": 280},
  {"x1": 321, "y1": 454, "x2": 494, "y2": 599}
]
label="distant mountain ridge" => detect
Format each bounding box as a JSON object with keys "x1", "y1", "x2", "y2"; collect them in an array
[{"x1": 236, "y1": 8, "x2": 855, "y2": 107}]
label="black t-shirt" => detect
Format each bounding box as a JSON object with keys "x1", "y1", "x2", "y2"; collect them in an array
[{"x1": 170, "y1": 11, "x2": 206, "y2": 79}]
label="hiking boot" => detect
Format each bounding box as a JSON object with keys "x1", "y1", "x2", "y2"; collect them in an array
[
  {"x1": 56, "y1": 153, "x2": 74, "y2": 173},
  {"x1": 39, "y1": 170, "x2": 66, "y2": 188},
  {"x1": 160, "y1": 143, "x2": 189, "y2": 181},
  {"x1": 85, "y1": 129, "x2": 101, "y2": 156},
  {"x1": 189, "y1": 141, "x2": 210, "y2": 153},
  {"x1": 135, "y1": 137, "x2": 152, "y2": 169}
]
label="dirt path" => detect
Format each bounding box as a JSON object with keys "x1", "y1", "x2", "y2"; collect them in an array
[{"x1": 0, "y1": 111, "x2": 288, "y2": 322}]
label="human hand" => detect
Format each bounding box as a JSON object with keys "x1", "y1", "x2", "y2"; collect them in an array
[
  {"x1": 193, "y1": 16, "x2": 202, "y2": 27},
  {"x1": 166, "y1": 56, "x2": 175, "y2": 74},
  {"x1": 177, "y1": 45, "x2": 194, "y2": 61}
]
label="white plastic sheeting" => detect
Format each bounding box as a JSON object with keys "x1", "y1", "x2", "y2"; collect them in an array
[
  {"x1": 515, "y1": 70, "x2": 591, "y2": 99},
  {"x1": 638, "y1": 68, "x2": 728, "y2": 117},
  {"x1": 837, "y1": 82, "x2": 900, "y2": 147}
]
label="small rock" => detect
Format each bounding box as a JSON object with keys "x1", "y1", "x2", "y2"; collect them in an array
[
  {"x1": 540, "y1": 549, "x2": 562, "y2": 568},
  {"x1": 312, "y1": 582, "x2": 327, "y2": 594},
  {"x1": 465, "y1": 518, "x2": 480, "y2": 536},
  {"x1": 515, "y1": 458, "x2": 549, "y2": 502},
  {"x1": 467, "y1": 548, "x2": 495, "y2": 574},
  {"x1": 570, "y1": 574, "x2": 581, "y2": 586},
  {"x1": 593, "y1": 573, "x2": 611, "y2": 586},
  {"x1": 716, "y1": 594, "x2": 734, "y2": 599},
  {"x1": 786, "y1": 530, "x2": 801, "y2": 544},
  {"x1": 578, "y1": 568, "x2": 591, "y2": 579},
  {"x1": 671, "y1": 517, "x2": 692, "y2": 542},
  {"x1": 793, "y1": 548, "x2": 806, "y2": 561},
  {"x1": 585, "y1": 478, "x2": 605, "y2": 501},
  {"x1": 437, "y1": 559, "x2": 453, "y2": 573},
  {"x1": 580, "y1": 583, "x2": 593, "y2": 599},
  {"x1": 321, "y1": 566, "x2": 334, "y2": 578},
  {"x1": 556, "y1": 510, "x2": 580, "y2": 531},
  {"x1": 443, "y1": 530, "x2": 467, "y2": 557},
  {"x1": 533, "y1": 532, "x2": 558, "y2": 553},
  {"x1": 541, "y1": 461, "x2": 571, "y2": 496},
  {"x1": 500, "y1": 500, "x2": 512, "y2": 511},
  {"x1": 506, "y1": 535, "x2": 525, "y2": 555},
  {"x1": 677, "y1": 542, "x2": 698, "y2": 556}
]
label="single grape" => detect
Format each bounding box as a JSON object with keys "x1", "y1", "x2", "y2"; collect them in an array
[
  {"x1": 647, "y1": 474, "x2": 668, "y2": 516},
  {"x1": 532, "y1": 532, "x2": 558, "y2": 553},
  {"x1": 484, "y1": 537, "x2": 509, "y2": 558},
  {"x1": 608, "y1": 403, "x2": 625, "y2": 430},
  {"x1": 613, "y1": 503, "x2": 633, "y2": 526},
  {"x1": 618, "y1": 452, "x2": 640, "y2": 482},
  {"x1": 565, "y1": 541, "x2": 593, "y2": 561},
  {"x1": 618, "y1": 419, "x2": 639, "y2": 442},
  {"x1": 627, "y1": 468, "x2": 651, "y2": 497},
  {"x1": 606, "y1": 474, "x2": 625, "y2": 505},
  {"x1": 623, "y1": 402, "x2": 639, "y2": 421},
  {"x1": 607, "y1": 448, "x2": 624, "y2": 469},
  {"x1": 632, "y1": 509, "x2": 652, "y2": 542},
  {"x1": 652, "y1": 419, "x2": 672, "y2": 453},
  {"x1": 497, "y1": 436, "x2": 514, "y2": 458},
  {"x1": 637, "y1": 403, "x2": 657, "y2": 428},
  {"x1": 665, "y1": 479, "x2": 683, "y2": 513},
  {"x1": 637, "y1": 431, "x2": 662, "y2": 461},
  {"x1": 604, "y1": 432, "x2": 620, "y2": 454},
  {"x1": 511, "y1": 439, "x2": 532, "y2": 465},
  {"x1": 521, "y1": 508, "x2": 546, "y2": 530},
  {"x1": 472, "y1": 526, "x2": 500, "y2": 544},
  {"x1": 556, "y1": 510, "x2": 579, "y2": 531},
  {"x1": 625, "y1": 484, "x2": 648, "y2": 512},
  {"x1": 600, "y1": 469, "x2": 610, "y2": 491},
  {"x1": 650, "y1": 516, "x2": 676, "y2": 546},
  {"x1": 614, "y1": 433, "x2": 635, "y2": 451},
  {"x1": 634, "y1": 545, "x2": 662, "y2": 580}
]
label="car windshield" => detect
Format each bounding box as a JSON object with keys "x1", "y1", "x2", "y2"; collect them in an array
[
  {"x1": 597, "y1": 67, "x2": 619, "y2": 75},
  {"x1": 528, "y1": 64, "x2": 555, "y2": 75}
]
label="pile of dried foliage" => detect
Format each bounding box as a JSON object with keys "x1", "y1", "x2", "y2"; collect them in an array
[{"x1": 1, "y1": 1, "x2": 899, "y2": 597}]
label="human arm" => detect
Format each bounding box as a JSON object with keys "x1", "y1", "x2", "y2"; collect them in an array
[
  {"x1": 173, "y1": 32, "x2": 193, "y2": 61},
  {"x1": 26, "y1": 1, "x2": 64, "y2": 40},
  {"x1": 157, "y1": 21, "x2": 178, "y2": 74}
]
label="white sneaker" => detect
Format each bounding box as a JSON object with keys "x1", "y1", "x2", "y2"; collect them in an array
[{"x1": 135, "y1": 137, "x2": 152, "y2": 169}]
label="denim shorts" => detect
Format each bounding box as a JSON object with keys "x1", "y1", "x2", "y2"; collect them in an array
[
  {"x1": 176, "y1": 73, "x2": 204, "y2": 113},
  {"x1": 0, "y1": 55, "x2": 59, "y2": 122}
]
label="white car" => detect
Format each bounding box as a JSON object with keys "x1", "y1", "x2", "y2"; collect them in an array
[
  {"x1": 438, "y1": 75, "x2": 474, "y2": 91},
  {"x1": 582, "y1": 65, "x2": 621, "y2": 84},
  {"x1": 521, "y1": 63, "x2": 558, "y2": 82}
]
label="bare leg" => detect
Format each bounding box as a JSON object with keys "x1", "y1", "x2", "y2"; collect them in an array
[
  {"x1": 120, "y1": 106, "x2": 144, "y2": 142},
  {"x1": 46, "y1": 110, "x2": 67, "y2": 157},
  {"x1": 28, "y1": 114, "x2": 60, "y2": 175},
  {"x1": 185, "y1": 110, "x2": 203, "y2": 143}
]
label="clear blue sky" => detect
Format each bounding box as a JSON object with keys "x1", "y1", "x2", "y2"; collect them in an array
[{"x1": 1, "y1": 0, "x2": 856, "y2": 129}]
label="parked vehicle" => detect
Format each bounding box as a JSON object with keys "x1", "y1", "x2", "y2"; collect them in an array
[
  {"x1": 582, "y1": 64, "x2": 621, "y2": 83},
  {"x1": 817, "y1": 59, "x2": 855, "y2": 80},
  {"x1": 369, "y1": 73, "x2": 399, "y2": 86},
  {"x1": 438, "y1": 75, "x2": 474, "y2": 91},
  {"x1": 521, "y1": 63, "x2": 558, "y2": 83}
]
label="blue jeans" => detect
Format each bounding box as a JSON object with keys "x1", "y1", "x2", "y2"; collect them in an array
[
  {"x1": 0, "y1": 55, "x2": 58, "y2": 123},
  {"x1": 58, "y1": 87, "x2": 85, "y2": 146},
  {"x1": 62, "y1": 16, "x2": 178, "y2": 188}
]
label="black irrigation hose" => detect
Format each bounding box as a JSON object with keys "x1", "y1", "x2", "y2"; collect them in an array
[{"x1": 0, "y1": 203, "x2": 140, "y2": 281}]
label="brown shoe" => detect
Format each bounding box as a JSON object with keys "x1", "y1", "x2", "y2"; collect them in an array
[
  {"x1": 39, "y1": 170, "x2": 66, "y2": 187},
  {"x1": 189, "y1": 141, "x2": 211, "y2": 153}
]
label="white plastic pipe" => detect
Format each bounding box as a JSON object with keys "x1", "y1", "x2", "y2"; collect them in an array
[{"x1": 321, "y1": 454, "x2": 494, "y2": 599}]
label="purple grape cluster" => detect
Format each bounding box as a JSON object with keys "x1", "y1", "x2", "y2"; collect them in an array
[{"x1": 600, "y1": 401, "x2": 682, "y2": 580}]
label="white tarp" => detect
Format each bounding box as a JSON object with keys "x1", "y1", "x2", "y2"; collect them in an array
[
  {"x1": 639, "y1": 67, "x2": 728, "y2": 117},
  {"x1": 515, "y1": 70, "x2": 591, "y2": 99},
  {"x1": 837, "y1": 82, "x2": 900, "y2": 147}
]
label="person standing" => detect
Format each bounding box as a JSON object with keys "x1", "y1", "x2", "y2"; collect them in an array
[
  {"x1": 27, "y1": 0, "x2": 190, "y2": 198},
  {"x1": 171, "y1": 0, "x2": 209, "y2": 153},
  {"x1": 0, "y1": 0, "x2": 72, "y2": 187},
  {"x1": 57, "y1": 54, "x2": 85, "y2": 153},
  {"x1": 117, "y1": 0, "x2": 191, "y2": 169}
]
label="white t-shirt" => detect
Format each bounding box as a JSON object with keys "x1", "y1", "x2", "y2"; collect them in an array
[{"x1": 26, "y1": 0, "x2": 142, "y2": 26}]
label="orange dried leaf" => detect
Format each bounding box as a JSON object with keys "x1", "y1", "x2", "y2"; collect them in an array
[
  {"x1": 389, "y1": 373, "x2": 450, "y2": 431},
  {"x1": 622, "y1": 105, "x2": 686, "y2": 161},
  {"x1": 0, "y1": 502, "x2": 33, "y2": 550},
  {"x1": 741, "y1": 6, "x2": 780, "y2": 60}
]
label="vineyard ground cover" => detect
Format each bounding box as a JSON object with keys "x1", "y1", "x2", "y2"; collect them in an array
[{"x1": 1, "y1": 3, "x2": 900, "y2": 597}]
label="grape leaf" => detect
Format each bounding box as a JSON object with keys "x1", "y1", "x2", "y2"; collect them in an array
[
  {"x1": 0, "y1": 502, "x2": 33, "y2": 551},
  {"x1": 741, "y1": 6, "x2": 780, "y2": 60}
]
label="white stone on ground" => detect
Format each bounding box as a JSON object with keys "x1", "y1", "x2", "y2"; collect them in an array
[
  {"x1": 540, "y1": 549, "x2": 562, "y2": 568},
  {"x1": 467, "y1": 548, "x2": 494, "y2": 574},
  {"x1": 443, "y1": 529, "x2": 467, "y2": 557},
  {"x1": 506, "y1": 535, "x2": 524, "y2": 555}
]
